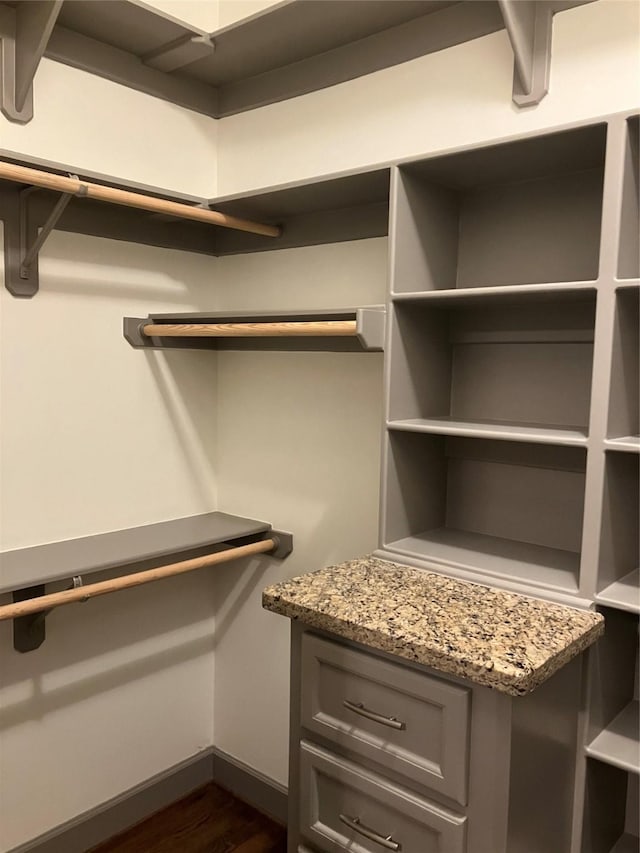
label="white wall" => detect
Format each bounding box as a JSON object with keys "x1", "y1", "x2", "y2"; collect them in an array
[
  {"x1": 217, "y1": 0, "x2": 640, "y2": 194},
  {"x1": 0, "y1": 230, "x2": 221, "y2": 851},
  {"x1": 212, "y1": 240, "x2": 387, "y2": 781},
  {"x1": 0, "y1": 8, "x2": 221, "y2": 850},
  {"x1": 0, "y1": 59, "x2": 218, "y2": 197}
]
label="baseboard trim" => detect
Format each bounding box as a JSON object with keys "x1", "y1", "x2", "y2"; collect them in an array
[
  {"x1": 211, "y1": 747, "x2": 288, "y2": 825},
  {"x1": 10, "y1": 748, "x2": 288, "y2": 853},
  {"x1": 9, "y1": 750, "x2": 215, "y2": 853}
]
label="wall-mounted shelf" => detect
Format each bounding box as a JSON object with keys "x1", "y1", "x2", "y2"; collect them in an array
[
  {"x1": 0, "y1": 511, "x2": 282, "y2": 595},
  {"x1": 124, "y1": 307, "x2": 386, "y2": 353},
  {"x1": 0, "y1": 511, "x2": 293, "y2": 652},
  {"x1": 0, "y1": 0, "x2": 594, "y2": 125},
  {"x1": 0, "y1": 152, "x2": 390, "y2": 297}
]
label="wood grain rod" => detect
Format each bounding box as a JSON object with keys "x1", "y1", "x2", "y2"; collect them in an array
[
  {"x1": 142, "y1": 320, "x2": 358, "y2": 337},
  {"x1": 0, "y1": 161, "x2": 281, "y2": 238},
  {"x1": 0, "y1": 538, "x2": 276, "y2": 622}
]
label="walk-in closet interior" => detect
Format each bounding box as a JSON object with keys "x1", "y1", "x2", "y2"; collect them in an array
[{"x1": 0, "y1": 1, "x2": 638, "y2": 852}]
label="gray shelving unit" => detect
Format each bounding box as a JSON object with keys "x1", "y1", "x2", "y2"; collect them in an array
[{"x1": 376, "y1": 111, "x2": 639, "y2": 852}]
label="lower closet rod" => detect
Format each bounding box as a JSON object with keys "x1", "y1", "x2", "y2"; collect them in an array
[
  {"x1": 0, "y1": 538, "x2": 276, "y2": 622},
  {"x1": 142, "y1": 320, "x2": 358, "y2": 337}
]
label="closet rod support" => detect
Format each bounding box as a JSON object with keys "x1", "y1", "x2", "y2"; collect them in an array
[
  {"x1": 12, "y1": 575, "x2": 82, "y2": 653},
  {"x1": 4, "y1": 531, "x2": 292, "y2": 651},
  {"x1": 13, "y1": 177, "x2": 88, "y2": 296}
]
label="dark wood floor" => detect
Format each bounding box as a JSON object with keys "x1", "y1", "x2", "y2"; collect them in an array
[{"x1": 90, "y1": 783, "x2": 287, "y2": 853}]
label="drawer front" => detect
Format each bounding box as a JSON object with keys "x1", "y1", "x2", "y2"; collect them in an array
[
  {"x1": 301, "y1": 633, "x2": 470, "y2": 803},
  {"x1": 300, "y1": 741, "x2": 467, "y2": 853}
]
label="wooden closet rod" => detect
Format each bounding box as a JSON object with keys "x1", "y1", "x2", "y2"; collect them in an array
[
  {"x1": 0, "y1": 161, "x2": 281, "y2": 238},
  {"x1": 142, "y1": 320, "x2": 358, "y2": 337},
  {"x1": 0, "y1": 538, "x2": 276, "y2": 622}
]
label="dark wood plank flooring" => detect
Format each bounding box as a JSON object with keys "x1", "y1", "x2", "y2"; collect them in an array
[{"x1": 89, "y1": 783, "x2": 287, "y2": 853}]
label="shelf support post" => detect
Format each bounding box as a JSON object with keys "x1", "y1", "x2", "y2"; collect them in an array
[
  {"x1": 498, "y1": 0, "x2": 553, "y2": 107},
  {"x1": 0, "y1": 0, "x2": 63, "y2": 123}
]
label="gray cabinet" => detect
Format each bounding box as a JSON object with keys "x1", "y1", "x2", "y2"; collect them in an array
[{"x1": 288, "y1": 625, "x2": 586, "y2": 853}]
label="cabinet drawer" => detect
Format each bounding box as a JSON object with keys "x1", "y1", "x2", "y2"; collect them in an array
[
  {"x1": 300, "y1": 741, "x2": 466, "y2": 853},
  {"x1": 301, "y1": 633, "x2": 470, "y2": 803}
]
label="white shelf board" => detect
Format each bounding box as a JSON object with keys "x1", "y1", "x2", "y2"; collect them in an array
[
  {"x1": 587, "y1": 701, "x2": 640, "y2": 774},
  {"x1": 386, "y1": 528, "x2": 580, "y2": 594},
  {"x1": 605, "y1": 437, "x2": 640, "y2": 454},
  {"x1": 596, "y1": 569, "x2": 640, "y2": 614},
  {"x1": 387, "y1": 417, "x2": 588, "y2": 447},
  {"x1": 610, "y1": 834, "x2": 640, "y2": 853}
]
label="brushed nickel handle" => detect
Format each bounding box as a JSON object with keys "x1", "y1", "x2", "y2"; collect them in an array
[
  {"x1": 339, "y1": 813, "x2": 401, "y2": 851},
  {"x1": 343, "y1": 699, "x2": 406, "y2": 730}
]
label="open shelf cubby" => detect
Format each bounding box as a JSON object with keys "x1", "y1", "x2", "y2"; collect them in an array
[
  {"x1": 596, "y1": 452, "x2": 639, "y2": 613},
  {"x1": 583, "y1": 760, "x2": 639, "y2": 853},
  {"x1": 583, "y1": 607, "x2": 639, "y2": 852},
  {"x1": 386, "y1": 291, "x2": 596, "y2": 444},
  {"x1": 382, "y1": 433, "x2": 585, "y2": 593},
  {"x1": 391, "y1": 123, "x2": 606, "y2": 293},
  {"x1": 618, "y1": 117, "x2": 639, "y2": 280},
  {"x1": 607, "y1": 287, "x2": 639, "y2": 451}
]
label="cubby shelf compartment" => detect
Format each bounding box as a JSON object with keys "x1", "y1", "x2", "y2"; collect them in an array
[
  {"x1": 124, "y1": 307, "x2": 386, "y2": 353},
  {"x1": 387, "y1": 291, "x2": 596, "y2": 437},
  {"x1": 382, "y1": 433, "x2": 585, "y2": 594},
  {"x1": 595, "y1": 453, "x2": 639, "y2": 613},
  {"x1": 587, "y1": 702, "x2": 640, "y2": 774},
  {"x1": 391, "y1": 124, "x2": 606, "y2": 293},
  {"x1": 583, "y1": 761, "x2": 639, "y2": 853}
]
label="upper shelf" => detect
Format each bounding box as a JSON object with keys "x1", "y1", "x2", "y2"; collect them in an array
[{"x1": 0, "y1": 0, "x2": 595, "y2": 123}]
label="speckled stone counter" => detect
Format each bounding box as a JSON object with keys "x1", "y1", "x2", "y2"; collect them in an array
[{"x1": 262, "y1": 556, "x2": 604, "y2": 696}]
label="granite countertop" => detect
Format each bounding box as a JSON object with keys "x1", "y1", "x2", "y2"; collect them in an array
[{"x1": 262, "y1": 556, "x2": 604, "y2": 696}]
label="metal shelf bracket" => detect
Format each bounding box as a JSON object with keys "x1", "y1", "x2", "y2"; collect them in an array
[
  {"x1": 0, "y1": 0, "x2": 63, "y2": 123},
  {"x1": 498, "y1": 0, "x2": 553, "y2": 107}
]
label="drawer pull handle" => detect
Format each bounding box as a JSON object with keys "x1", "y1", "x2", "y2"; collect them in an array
[
  {"x1": 343, "y1": 699, "x2": 406, "y2": 730},
  {"x1": 339, "y1": 813, "x2": 402, "y2": 851}
]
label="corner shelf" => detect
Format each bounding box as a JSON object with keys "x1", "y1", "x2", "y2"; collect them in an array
[
  {"x1": 124, "y1": 307, "x2": 386, "y2": 353},
  {"x1": 0, "y1": 0, "x2": 593, "y2": 124}
]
